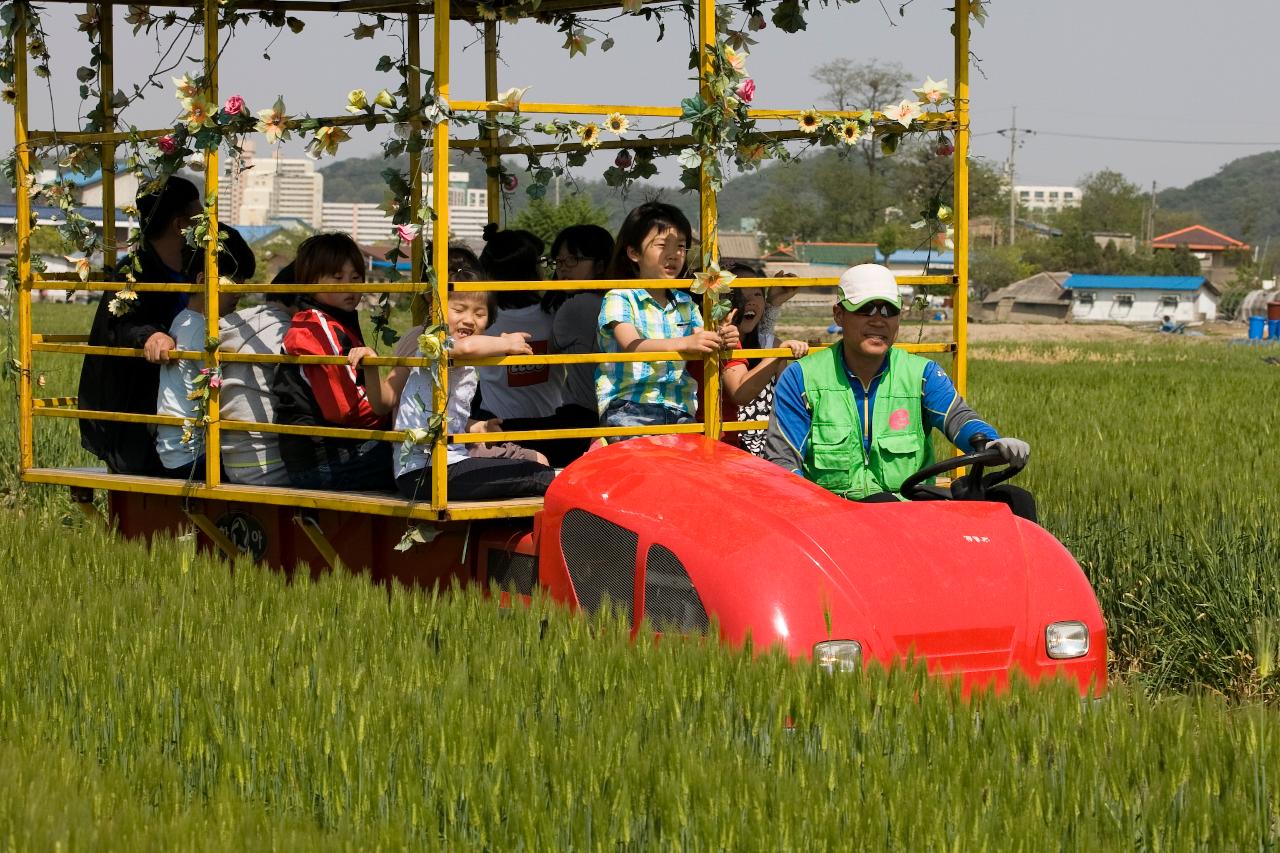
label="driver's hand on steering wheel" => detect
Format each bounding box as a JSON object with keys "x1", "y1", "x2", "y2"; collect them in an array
[{"x1": 990, "y1": 437, "x2": 1030, "y2": 467}]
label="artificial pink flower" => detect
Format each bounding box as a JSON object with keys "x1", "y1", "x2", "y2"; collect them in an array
[
  {"x1": 157, "y1": 134, "x2": 177, "y2": 155},
  {"x1": 223, "y1": 94, "x2": 246, "y2": 115},
  {"x1": 736, "y1": 78, "x2": 756, "y2": 103},
  {"x1": 208, "y1": 375, "x2": 223, "y2": 389},
  {"x1": 395, "y1": 223, "x2": 419, "y2": 243},
  {"x1": 615, "y1": 150, "x2": 633, "y2": 169},
  {"x1": 501, "y1": 173, "x2": 518, "y2": 193},
  {"x1": 936, "y1": 140, "x2": 955, "y2": 157}
]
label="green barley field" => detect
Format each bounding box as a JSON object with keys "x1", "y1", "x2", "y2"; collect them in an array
[{"x1": 1, "y1": 303, "x2": 1278, "y2": 848}]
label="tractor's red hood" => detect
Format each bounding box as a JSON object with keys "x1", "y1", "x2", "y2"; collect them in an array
[{"x1": 543, "y1": 435, "x2": 1106, "y2": 692}]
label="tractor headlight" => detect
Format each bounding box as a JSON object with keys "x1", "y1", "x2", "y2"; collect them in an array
[
  {"x1": 813, "y1": 640, "x2": 862, "y2": 673},
  {"x1": 1045, "y1": 621, "x2": 1090, "y2": 659}
]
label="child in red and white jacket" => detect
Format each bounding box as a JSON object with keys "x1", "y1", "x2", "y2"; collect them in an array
[{"x1": 272, "y1": 233, "x2": 401, "y2": 491}]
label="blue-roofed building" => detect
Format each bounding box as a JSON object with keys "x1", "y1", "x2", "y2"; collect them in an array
[{"x1": 1064, "y1": 274, "x2": 1220, "y2": 323}]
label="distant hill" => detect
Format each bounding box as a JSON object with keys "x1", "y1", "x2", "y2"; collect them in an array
[{"x1": 1157, "y1": 150, "x2": 1280, "y2": 244}]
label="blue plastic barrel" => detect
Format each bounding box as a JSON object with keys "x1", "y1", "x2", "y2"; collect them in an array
[
  {"x1": 1249, "y1": 316, "x2": 1266, "y2": 339},
  {"x1": 1270, "y1": 319, "x2": 1280, "y2": 340}
]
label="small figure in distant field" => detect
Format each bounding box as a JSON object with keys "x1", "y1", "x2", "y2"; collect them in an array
[
  {"x1": 78, "y1": 176, "x2": 203, "y2": 474},
  {"x1": 595, "y1": 203, "x2": 737, "y2": 438},
  {"x1": 1159, "y1": 315, "x2": 1185, "y2": 334},
  {"x1": 153, "y1": 226, "x2": 256, "y2": 479},
  {"x1": 764, "y1": 263, "x2": 1038, "y2": 521},
  {"x1": 272, "y1": 233, "x2": 398, "y2": 492},
  {"x1": 372, "y1": 266, "x2": 555, "y2": 503}
]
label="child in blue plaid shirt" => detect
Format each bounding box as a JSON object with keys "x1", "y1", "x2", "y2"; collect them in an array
[{"x1": 596, "y1": 203, "x2": 737, "y2": 435}]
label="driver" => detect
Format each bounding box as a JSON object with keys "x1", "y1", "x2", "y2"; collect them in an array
[{"x1": 763, "y1": 264, "x2": 1037, "y2": 521}]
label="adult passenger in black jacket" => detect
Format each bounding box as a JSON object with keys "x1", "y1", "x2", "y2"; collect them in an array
[{"x1": 78, "y1": 176, "x2": 202, "y2": 474}]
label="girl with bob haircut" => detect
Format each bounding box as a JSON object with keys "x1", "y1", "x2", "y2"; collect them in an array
[
  {"x1": 595, "y1": 202, "x2": 737, "y2": 437},
  {"x1": 272, "y1": 233, "x2": 398, "y2": 492}
]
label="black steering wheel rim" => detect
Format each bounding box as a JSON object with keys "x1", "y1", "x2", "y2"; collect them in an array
[{"x1": 899, "y1": 446, "x2": 1023, "y2": 502}]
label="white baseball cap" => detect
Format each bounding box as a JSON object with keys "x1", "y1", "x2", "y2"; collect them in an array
[{"x1": 837, "y1": 264, "x2": 901, "y2": 311}]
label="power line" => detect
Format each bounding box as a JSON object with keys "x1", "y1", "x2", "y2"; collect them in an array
[{"x1": 975, "y1": 128, "x2": 1280, "y2": 146}]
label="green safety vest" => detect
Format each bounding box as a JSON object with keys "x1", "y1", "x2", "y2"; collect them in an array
[{"x1": 798, "y1": 343, "x2": 934, "y2": 500}]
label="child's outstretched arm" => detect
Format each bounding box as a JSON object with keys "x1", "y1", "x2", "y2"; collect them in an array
[
  {"x1": 451, "y1": 331, "x2": 535, "y2": 359},
  {"x1": 609, "y1": 322, "x2": 722, "y2": 353},
  {"x1": 722, "y1": 339, "x2": 809, "y2": 405},
  {"x1": 347, "y1": 347, "x2": 401, "y2": 416}
]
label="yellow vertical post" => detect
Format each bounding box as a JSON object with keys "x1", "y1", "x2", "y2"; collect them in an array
[
  {"x1": 407, "y1": 13, "x2": 425, "y2": 304},
  {"x1": 952, "y1": 0, "x2": 970, "y2": 399},
  {"x1": 13, "y1": 5, "x2": 33, "y2": 471},
  {"x1": 201, "y1": 0, "x2": 222, "y2": 486},
  {"x1": 430, "y1": 0, "x2": 452, "y2": 510},
  {"x1": 697, "y1": 0, "x2": 721, "y2": 441},
  {"x1": 483, "y1": 21, "x2": 501, "y2": 226},
  {"x1": 99, "y1": 3, "x2": 117, "y2": 272}
]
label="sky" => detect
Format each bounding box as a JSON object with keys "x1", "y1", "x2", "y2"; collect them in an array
[{"x1": 5, "y1": 0, "x2": 1280, "y2": 194}]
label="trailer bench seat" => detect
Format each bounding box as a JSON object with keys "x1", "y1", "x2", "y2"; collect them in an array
[{"x1": 22, "y1": 467, "x2": 543, "y2": 521}]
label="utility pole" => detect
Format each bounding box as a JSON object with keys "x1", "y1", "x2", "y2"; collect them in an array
[
  {"x1": 1007, "y1": 106, "x2": 1018, "y2": 246},
  {"x1": 1147, "y1": 180, "x2": 1157, "y2": 246},
  {"x1": 995, "y1": 108, "x2": 1036, "y2": 245}
]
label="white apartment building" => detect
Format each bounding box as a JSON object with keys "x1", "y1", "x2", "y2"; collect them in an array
[
  {"x1": 320, "y1": 171, "x2": 489, "y2": 244},
  {"x1": 1015, "y1": 184, "x2": 1082, "y2": 212},
  {"x1": 219, "y1": 144, "x2": 324, "y2": 228}
]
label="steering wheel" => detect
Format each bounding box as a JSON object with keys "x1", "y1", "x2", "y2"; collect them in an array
[{"x1": 898, "y1": 444, "x2": 1024, "y2": 502}]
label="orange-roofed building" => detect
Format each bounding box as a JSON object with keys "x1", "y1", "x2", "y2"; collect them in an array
[{"x1": 1152, "y1": 225, "x2": 1250, "y2": 288}]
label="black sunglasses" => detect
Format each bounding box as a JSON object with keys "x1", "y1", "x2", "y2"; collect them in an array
[{"x1": 849, "y1": 301, "x2": 901, "y2": 318}]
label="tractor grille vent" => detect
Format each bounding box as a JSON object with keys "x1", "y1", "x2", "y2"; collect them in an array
[
  {"x1": 487, "y1": 549, "x2": 537, "y2": 597},
  {"x1": 643, "y1": 544, "x2": 709, "y2": 634},
  {"x1": 560, "y1": 509, "x2": 637, "y2": 623}
]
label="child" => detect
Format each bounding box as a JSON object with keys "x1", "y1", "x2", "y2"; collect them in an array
[
  {"x1": 154, "y1": 226, "x2": 256, "y2": 478},
  {"x1": 362, "y1": 267, "x2": 555, "y2": 502},
  {"x1": 723, "y1": 267, "x2": 807, "y2": 455},
  {"x1": 481, "y1": 224, "x2": 614, "y2": 467},
  {"x1": 216, "y1": 263, "x2": 297, "y2": 486},
  {"x1": 272, "y1": 233, "x2": 397, "y2": 492},
  {"x1": 547, "y1": 224, "x2": 614, "y2": 417},
  {"x1": 596, "y1": 202, "x2": 734, "y2": 434},
  {"x1": 474, "y1": 225, "x2": 562, "y2": 423}
]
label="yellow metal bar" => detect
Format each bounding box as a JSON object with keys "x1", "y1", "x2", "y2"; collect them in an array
[
  {"x1": 13, "y1": 5, "x2": 33, "y2": 472},
  {"x1": 21, "y1": 467, "x2": 450, "y2": 521},
  {"x1": 32, "y1": 343, "x2": 205, "y2": 359},
  {"x1": 407, "y1": 13, "x2": 425, "y2": 298},
  {"x1": 185, "y1": 508, "x2": 246, "y2": 561},
  {"x1": 452, "y1": 275, "x2": 956, "y2": 292},
  {"x1": 71, "y1": 281, "x2": 202, "y2": 292},
  {"x1": 953, "y1": 0, "x2": 971, "y2": 400},
  {"x1": 447, "y1": 102, "x2": 955, "y2": 123},
  {"x1": 34, "y1": 408, "x2": 188, "y2": 426},
  {"x1": 450, "y1": 422, "x2": 704, "y2": 444},
  {"x1": 293, "y1": 515, "x2": 343, "y2": 571},
  {"x1": 219, "y1": 419, "x2": 404, "y2": 441},
  {"x1": 223, "y1": 281, "x2": 423, "y2": 294},
  {"x1": 99, "y1": 3, "x2": 117, "y2": 272},
  {"x1": 203, "y1": 0, "x2": 222, "y2": 489},
  {"x1": 32, "y1": 397, "x2": 79, "y2": 408},
  {"x1": 431, "y1": 0, "x2": 451, "y2": 511},
  {"x1": 697, "y1": 0, "x2": 721, "y2": 441},
  {"x1": 483, "y1": 21, "x2": 501, "y2": 225}
]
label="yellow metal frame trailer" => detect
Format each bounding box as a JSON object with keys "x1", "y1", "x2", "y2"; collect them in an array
[{"x1": 8, "y1": 0, "x2": 972, "y2": 527}]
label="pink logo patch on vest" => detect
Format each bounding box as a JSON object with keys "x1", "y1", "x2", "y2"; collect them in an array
[{"x1": 889, "y1": 408, "x2": 911, "y2": 430}]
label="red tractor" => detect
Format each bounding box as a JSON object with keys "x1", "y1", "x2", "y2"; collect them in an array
[
  {"x1": 530, "y1": 435, "x2": 1106, "y2": 696},
  {"x1": 98, "y1": 434, "x2": 1106, "y2": 697}
]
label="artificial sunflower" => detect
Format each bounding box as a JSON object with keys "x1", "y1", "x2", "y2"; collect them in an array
[
  {"x1": 604, "y1": 112, "x2": 629, "y2": 135},
  {"x1": 576, "y1": 122, "x2": 602, "y2": 149},
  {"x1": 839, "y1": 121, "x2": 863, "y2": 145},
  {"x1": 797, "y1": 109, "x2": 821, "y2": 134}
]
